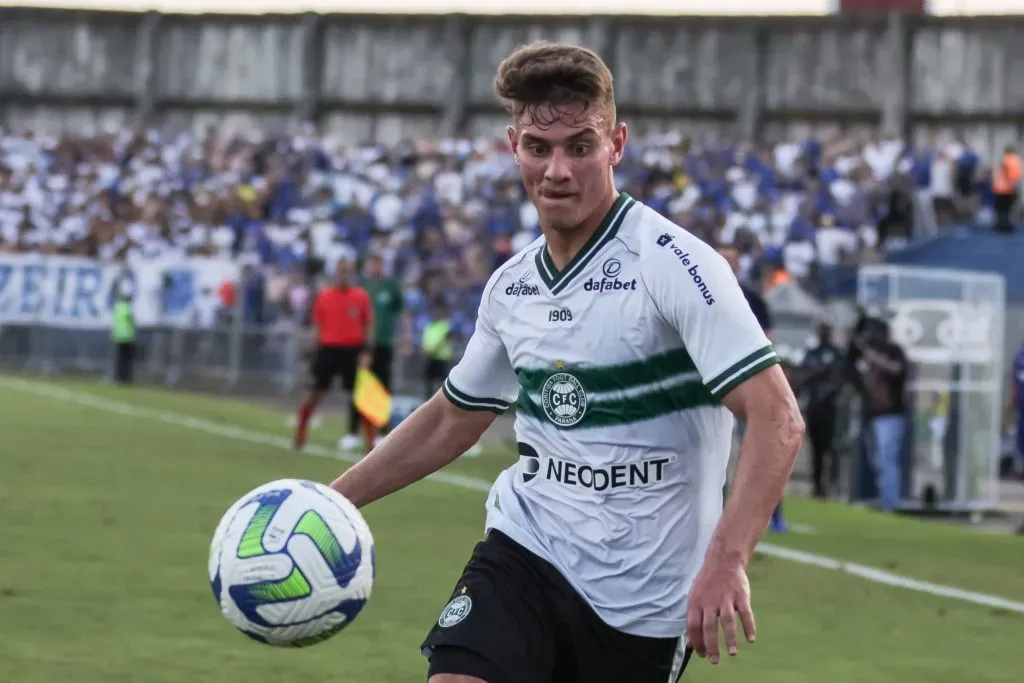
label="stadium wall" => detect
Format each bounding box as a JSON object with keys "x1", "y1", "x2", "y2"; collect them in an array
[{"x1": 2, "y1": 10, "x2": 1024, "y2": 160}]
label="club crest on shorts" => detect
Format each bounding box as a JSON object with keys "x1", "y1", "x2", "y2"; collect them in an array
[
  {"x1": 541, "y1": 371, "x2": 587, "y2": 427},
  {"x1": 438, "y1": 594, "x2": 473, "y2": 628}
]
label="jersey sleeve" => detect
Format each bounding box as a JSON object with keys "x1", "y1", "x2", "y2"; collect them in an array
[
  {"x1": 441, "y1": 285, "x2": 519, "y2": 415},
  {"x1": 644, "y1": 230, "x2": 780, "y2": 401}
]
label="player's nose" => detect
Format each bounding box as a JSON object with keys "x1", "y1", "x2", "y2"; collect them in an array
[{"x1": 543, "y1": 148, "x2": 573, "y2": 183}]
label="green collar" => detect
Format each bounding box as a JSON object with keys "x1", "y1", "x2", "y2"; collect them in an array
[{"x1": 534, "y1": 192, "x2": 635, "y2": 295}]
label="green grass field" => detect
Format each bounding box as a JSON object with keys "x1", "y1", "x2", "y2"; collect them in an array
[{"x1": 1, "y1": 376, "x2": 1022, "y2": 683}]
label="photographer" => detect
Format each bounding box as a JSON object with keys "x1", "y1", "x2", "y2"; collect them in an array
[{"x1": 851, "y1": 317, "x2": 909, "y2": 513}]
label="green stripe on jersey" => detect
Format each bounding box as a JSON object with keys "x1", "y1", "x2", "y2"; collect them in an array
[
  {"x1": 515, "y1": 371, "x2": 717, "y2": 430},
  {"x1": 514, "y1": 349, "x2": 718, "y2": 429},
  {"x1": 442, "y1": 378, "x2": 511, "y2": 414},
  {"x1": 516, "y1": 346, "x2": 698, "y2": 396},
  {"x1": 535, "y1": 193, "x2": 635, "y2": 294},
  {"x1": 706, "y1": 345, "x2": 780, "y2": 398}
]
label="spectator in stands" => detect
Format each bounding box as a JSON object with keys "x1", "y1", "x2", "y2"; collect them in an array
[
  {"x1": 992, "y1": 145, "x2": 1021, "y2": 234},
  {"x1": 877, "y1": 174, "x2": 914, "y2": 251},
  {"x1": 852, "y1": 318, "x2": 909, "y2": 513},
  {"x1": 929, "y1": 144, "x2": 956, "y2": 228},
  {"x1": 953, "y1": 139, "x2": 981, "y2": 223}
]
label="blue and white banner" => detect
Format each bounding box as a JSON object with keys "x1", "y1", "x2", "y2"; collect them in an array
[{"x1": 0, "y1": 254, "x2": 240, "y2": 329}]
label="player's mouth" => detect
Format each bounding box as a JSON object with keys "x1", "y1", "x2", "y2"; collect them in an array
[{"x1": 540, "y1": 190, "x2": 576, "y2": 201}]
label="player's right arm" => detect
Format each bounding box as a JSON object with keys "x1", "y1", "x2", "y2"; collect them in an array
[{"x1": 330, "y1": 282, "x2": 518, "y2": 508}]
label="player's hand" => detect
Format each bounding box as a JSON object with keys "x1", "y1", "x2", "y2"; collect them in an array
[
  {"x1": 686, "y1": 556, "x2": 756, "y2": 665},
  {"x1": 358, "y1": 351, "x2": 372, "y2": 369}
]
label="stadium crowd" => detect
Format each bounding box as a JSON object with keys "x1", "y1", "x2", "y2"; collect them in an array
[{"x1": 0, "y1": 125, "x2": 1005, "y2": 346}]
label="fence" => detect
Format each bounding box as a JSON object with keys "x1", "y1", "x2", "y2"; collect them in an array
[
  {"x1": 0, "y1": 252, "x2": 443, "y2": 400},
  {"x1": 0, "y1": 319, "x2": 446, "y2": 402},
  {"x1": 4, "y1": 10, "x2": 1024, "y2": 160}
]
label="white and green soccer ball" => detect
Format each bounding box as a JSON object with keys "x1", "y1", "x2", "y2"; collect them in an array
[{"x1": 208, "y1": 479, "x2": 375, "y2": 647}]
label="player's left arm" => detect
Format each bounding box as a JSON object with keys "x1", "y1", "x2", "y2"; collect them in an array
[
  {"x1": 716, "y1": 367, "x2": 803, "y2": 562},
  {"x1": 643, "y1": 230, "x2": 804, "y2": 662}
]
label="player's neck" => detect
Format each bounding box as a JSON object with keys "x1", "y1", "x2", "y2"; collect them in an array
[{"x1": 541, "y1": 188, "x2": 619, "y2": 271}]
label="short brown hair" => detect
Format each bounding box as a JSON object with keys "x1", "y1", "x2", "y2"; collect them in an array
[{"x1": 494, "y1": 41, "x2": 615, "y2": 128}]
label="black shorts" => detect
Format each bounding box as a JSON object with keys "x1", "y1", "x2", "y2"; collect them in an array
[
  {"x1": 421, "y1": 530, "x2": 691, "y2": 683},
  {"x1": 371, "y1": 345, "x2": 394, "y2": 391},
  {"x1": 310, "y1": 345, "x2": 361, "y2": 392}
]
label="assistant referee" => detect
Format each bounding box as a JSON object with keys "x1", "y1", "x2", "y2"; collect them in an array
[{"x1": 293, "y1": 257, "x2": 374, "y2": 452}]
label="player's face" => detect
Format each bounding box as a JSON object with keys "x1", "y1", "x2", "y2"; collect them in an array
[
  {"x1": 335, "y1": 258, "x2": 354, "y2": 286},
  {"x1": 363, "y1": 257, "x2": 383, "y2": 280},
  {"x1": 508, "y1": 102, "x2": 626, "y2": 234}
]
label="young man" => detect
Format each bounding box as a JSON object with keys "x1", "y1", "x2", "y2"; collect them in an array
[
  {"x1": 293, "y1": 257, "x2": 374, "y2": 452},
  {"x1": 853, "y1": 319, "x2": 909, "y2": 513},
  {"x1": 360, "y1": 253, "x2": 406, "y2": 408},
  {"x1": 799, "y1": 321, "x2": 845, "y2": 498},
  {"x1": 329, "y1": 42, "x2": 804, "y2": 683}
]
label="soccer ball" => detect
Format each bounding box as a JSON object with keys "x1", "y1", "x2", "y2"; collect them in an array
[{"x1": 208, "y1": 478, "x2": 375, "y2": 647}]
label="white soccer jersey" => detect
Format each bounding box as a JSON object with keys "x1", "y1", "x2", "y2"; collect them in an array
[{"x1": 442, "y1": 193, "x2": 779, "y2": 639}]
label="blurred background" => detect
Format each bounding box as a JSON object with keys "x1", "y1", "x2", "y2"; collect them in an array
[
  {"x1": 3, "y1": 3, "x2": 1024, "y2": 682},
  {"x1": 0, "y1": 0, "x2": 1023, "y2": 522}
]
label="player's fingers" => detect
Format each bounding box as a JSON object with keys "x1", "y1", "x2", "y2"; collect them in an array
[
  {"x1": 686, "y1": 604, "x2": 705, "y2": 658},
  {"x1": 737, "y1": 597, "x2": 757, "y2": 643},
  {"x1": 702, "y1": 607, "x2": 720, "y2": 664},
  {"x1": 720, "y1": 603, "x2": 738, "y2": 657}
]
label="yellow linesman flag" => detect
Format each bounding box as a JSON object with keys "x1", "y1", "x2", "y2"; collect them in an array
[{"x1": 353, "y1": 367, "x2": 393, "y2": 428}]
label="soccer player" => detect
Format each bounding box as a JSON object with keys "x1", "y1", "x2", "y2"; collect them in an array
[
  {"x1": 329, "y1": 42, "x2": 804, "y2": 683},
  {"x1": 294, "y1": 257, "x2": 374, "y2": 452},
  {"x1": 360, "y1": 253, "x2": 406, "y2": 438}
]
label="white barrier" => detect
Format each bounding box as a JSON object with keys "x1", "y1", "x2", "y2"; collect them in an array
[
  {"x1": 0, "y1": 253, "x2": 239, "y2": 329},
  {"x1": 857, "y1": 264, "x2": 1006, "y2": 512}
]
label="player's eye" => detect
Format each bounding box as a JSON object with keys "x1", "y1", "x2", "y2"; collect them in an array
[
  {"x1": 569, "y1": 143, "x2": 592, "y2": 156},
  {"x1": 526, "y1": 144, "x2": 548, "y2": 157}
]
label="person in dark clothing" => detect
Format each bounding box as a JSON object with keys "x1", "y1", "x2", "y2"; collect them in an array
[
  {"x1": 877, "y1": 176, "x2": 914, "y2": 250},
  {"x1": 798, "y1": 322, "x2": 845, "y2": 498},
  {"x1": 360, "y1": 253, "x2": 406, "y2": 435},
  {"x1": 852, "y1": 318, "x2": 909, "y2": 512},
  {"x1": 992, "y1": 145, "x2": 1021, "y2": 234}
]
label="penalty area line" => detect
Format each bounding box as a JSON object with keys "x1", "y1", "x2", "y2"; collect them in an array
[{"x1": 5, "y1": 376, "x2": 1023, "y2": 616}]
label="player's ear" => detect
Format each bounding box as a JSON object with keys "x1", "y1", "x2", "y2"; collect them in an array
[
  {"x1": 506, "y1": 125, "x2": 519, "y2": 155},
  {"x1": 610, "y1": 122, "x2": 628, "y2": 167}
]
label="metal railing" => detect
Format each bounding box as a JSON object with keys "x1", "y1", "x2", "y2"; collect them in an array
[{"x1": 0, "y1": 321, "x2": 440, "y2": 402}]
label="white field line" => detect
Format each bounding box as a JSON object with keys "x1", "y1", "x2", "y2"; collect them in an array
[{"x1": 4, "y1": 376, "x2": 1024, "y2": 616}]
